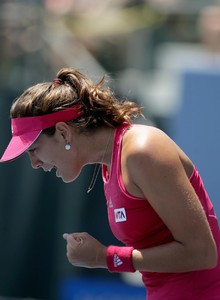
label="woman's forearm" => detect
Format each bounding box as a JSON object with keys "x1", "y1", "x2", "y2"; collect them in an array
[{"x1": 132, "y1": 240, "x2": 217, "y2": 273}]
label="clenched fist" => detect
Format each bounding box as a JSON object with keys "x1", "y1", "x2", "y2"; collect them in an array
[{"x1": 63, "y1": 232, "x2": 107, "y2": 269}]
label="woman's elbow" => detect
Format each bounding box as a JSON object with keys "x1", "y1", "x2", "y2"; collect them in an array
[
  {"x1": 203, "y1": 240, "x2": 218, "y2": 269},
  {"x1": 190, "y1": 237, "x2": 218, "y2": 270}
]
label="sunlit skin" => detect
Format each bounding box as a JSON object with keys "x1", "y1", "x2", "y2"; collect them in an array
[{"x1": 27, "y1": 123, "x2": 218, "y2": 273}]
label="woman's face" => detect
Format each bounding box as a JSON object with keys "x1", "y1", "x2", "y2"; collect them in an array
[{"x1": 26, "y1": 126, "x2": 82, "y2": 183}]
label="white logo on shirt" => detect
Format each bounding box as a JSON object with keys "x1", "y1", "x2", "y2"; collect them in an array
[
  {"x1": 109, "y1": 197, "x2": 113, "y2": 208},
  {"x1": 114, "y1": 208, "x2": 127, "y2": 222}
]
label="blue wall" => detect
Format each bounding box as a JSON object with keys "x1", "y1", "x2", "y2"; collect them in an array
[{"x1": 170, "y1": 70, "x2": 220, "y2": 219}]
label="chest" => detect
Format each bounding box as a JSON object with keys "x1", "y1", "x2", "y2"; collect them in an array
[{"x1": 105, "y1": 188, "x2": 172, "y2": 248}]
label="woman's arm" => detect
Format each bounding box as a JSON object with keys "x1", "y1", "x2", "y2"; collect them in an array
[{"x1": 125, "y1": 126, "x2": 217, "y2": 272}]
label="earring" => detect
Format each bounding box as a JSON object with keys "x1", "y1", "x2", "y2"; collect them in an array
[{"x1": 65, "y1": 143, "x2": 71, "y2": 151}]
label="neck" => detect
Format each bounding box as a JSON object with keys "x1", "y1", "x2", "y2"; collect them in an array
[
  {"x1": 86, "y1": 128, "x2": 114, "y2": 166},
  {"x1": 86, "y1": 127, "x2": 114, "y2": 193}
]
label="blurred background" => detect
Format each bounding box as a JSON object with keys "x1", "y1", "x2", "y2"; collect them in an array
[{"x1": 0, "y1": 0, "x2": 220, "y2": 299}]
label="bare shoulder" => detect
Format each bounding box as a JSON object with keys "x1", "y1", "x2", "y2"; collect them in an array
[
  {"x1": 122, "y1": 124, "x2": 193, "y2": 198},
  {"x1": 124, "y1": 124, "x2": 178, "y2": 161}
]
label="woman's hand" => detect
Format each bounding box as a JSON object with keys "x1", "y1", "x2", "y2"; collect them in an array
[{"x1": 63, "y1": 232, "x2": 107, "y2": 269}]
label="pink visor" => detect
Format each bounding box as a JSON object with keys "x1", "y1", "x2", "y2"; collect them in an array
[{"x1": 0, "y1": 105, "x2": 83, "y2": 162}]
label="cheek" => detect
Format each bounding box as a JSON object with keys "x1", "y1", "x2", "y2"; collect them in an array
[
  {"x1": 49, "y1": 145, "x2": 66, "y2": 163},
  {"x1": 65, "y1": 161, "x2": 83, "y2": 182}
]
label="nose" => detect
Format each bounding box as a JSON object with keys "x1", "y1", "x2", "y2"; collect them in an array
[{"x1": 27, "y1": 152, "x2": 43, "y2": 169}]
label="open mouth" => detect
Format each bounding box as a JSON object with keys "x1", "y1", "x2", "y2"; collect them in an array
[{"x1": 44, "y1": 166, "x2": 57, "y2": 172}]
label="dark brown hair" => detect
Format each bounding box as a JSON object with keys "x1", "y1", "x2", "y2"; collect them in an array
[{"x1": 10, "y1": 67, "x2": 142, "y2": 134}]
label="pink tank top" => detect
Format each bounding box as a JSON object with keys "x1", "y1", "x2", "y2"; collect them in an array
[{"x1": 102, "y1": 123, "x2": 220, "y2": 300}]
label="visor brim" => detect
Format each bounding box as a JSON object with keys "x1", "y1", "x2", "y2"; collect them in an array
[{"x1": 0, "y1": 131, "x2": 41, "y2": 162}]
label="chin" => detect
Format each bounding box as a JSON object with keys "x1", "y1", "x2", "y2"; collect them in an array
[
  {"x1": 61, "y1": 173, "x2": 80, "y2": 183},
  {"x1": 58, "y1": 167, "x2": 82, "y2": 183},
  {"x1": 61, "y1": 177, "x2": 75, "y2": 183}
]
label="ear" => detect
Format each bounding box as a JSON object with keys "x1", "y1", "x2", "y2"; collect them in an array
[{"x1": 55, "y1": 122, "x2": 72, "y2": 143}]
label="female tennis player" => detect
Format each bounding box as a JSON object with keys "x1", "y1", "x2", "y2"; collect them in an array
[{"x1": 1, "y1": 68, "x2": 220, "y2": 299}]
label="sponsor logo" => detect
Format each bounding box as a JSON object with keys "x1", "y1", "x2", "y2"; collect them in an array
[
  {"x1": 114, "y1": 208, "x2": 127, "y2": 222},
  {"x1": 109, "y1": 197, "x2": 113, "y2": 208},
  {"x1": 114, "y1": 254, "x2": 123, "y2": 267}
]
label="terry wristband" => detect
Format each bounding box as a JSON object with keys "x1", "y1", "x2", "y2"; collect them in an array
[{"x1": 106, "y1": 245, "x2": 136, "y2": 273}]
